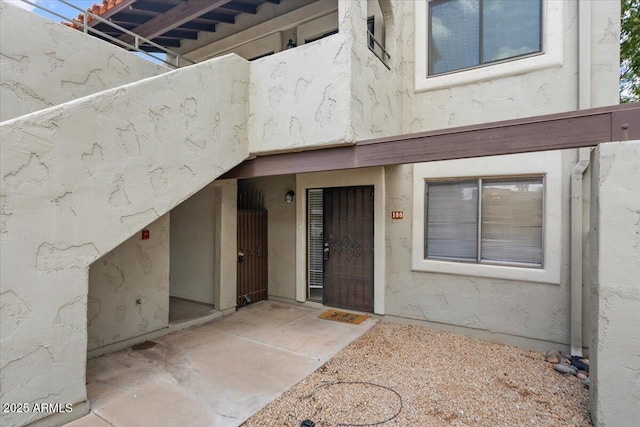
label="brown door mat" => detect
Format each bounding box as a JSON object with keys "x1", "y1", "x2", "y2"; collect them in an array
[{"x1": 318, "y1": 309, "x2": 369, "y2": 325}]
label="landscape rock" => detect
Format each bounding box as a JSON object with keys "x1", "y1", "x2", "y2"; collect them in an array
[
  {"x1": 570, "y1": 358, "x2": 589, "y2": 372},
  {"x1": 246, "y1": 323, "x2": 592, "y2": 426},
  {"x1": 554, "y1": 364, "x2": 577, "y2": 375},
  {"x1": 545, "y1": 349, "x2": 561, "y2": 364}
]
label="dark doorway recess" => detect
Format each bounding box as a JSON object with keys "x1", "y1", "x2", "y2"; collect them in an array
[{"x1": 237, "y1": 184, "x2": 268, "y2": 308}]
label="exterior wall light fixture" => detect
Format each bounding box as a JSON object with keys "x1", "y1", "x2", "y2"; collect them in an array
[{"x1": 285, "y1": 191, "x2": 295, "y2": 203}]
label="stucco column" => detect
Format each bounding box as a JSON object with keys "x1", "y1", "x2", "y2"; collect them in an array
[
  {"x1": 213, "y1": 180, "x2": 238, "y2": 312},
  {"x1": 589, "y1": 140, "x2": 640, "y2": 426}
]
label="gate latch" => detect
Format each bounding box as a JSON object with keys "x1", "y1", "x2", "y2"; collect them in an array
[
  {"x1": 238, "y1": 250, "x2": 245, "y2": 263},
  {"x1": 323, "y1": 242, "x2": 330, "y2": 261}
]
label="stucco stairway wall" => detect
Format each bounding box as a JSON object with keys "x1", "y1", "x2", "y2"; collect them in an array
[
  {"x1": 589, "y1": 140, "x2": 640, "y2": 426},
  {"x1": 248, "y1": 33, "x2": 354, "y2": 155},
  {"x1": 0, "y1": 54, "x2": 250, "y2": 427},
  {"x1": 88, "y1": 213, "x2": 170, "y2": 352},
  {"x1": 0, "y1": 0, "x2": 168, "y2": 122}
]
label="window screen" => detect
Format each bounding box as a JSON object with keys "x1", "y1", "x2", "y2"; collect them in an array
[
  {"x1": 429, "y1": 0, "x2": 541, "y2": 75},
  {"x1": 425, "y1": 177, "x2": 543, "y2": 267},
  {"x1": 425, "y1": 181, "x2": 478, "y2": 260}
]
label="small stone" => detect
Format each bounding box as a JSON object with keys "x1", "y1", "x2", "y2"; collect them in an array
[
  {"x1": 545, "y1": 350, "x2": 561, "y2": 363},
  {"x1": 571, "y1": 359, "x2": 589, "y2": 372},
  {"x1": 554, "y1": 364, "x2": 577, "y2": 375},
  {"x1": 583, "y1": 377, "x2": 590, "y2": 388},
  {"x1": 577, "y1": 370, "x2": 588, "y2": 377},
  {"x1": 577, "y1": 372, "x2": 588, "y2": 380}
]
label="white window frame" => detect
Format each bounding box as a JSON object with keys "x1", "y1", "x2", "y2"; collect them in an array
[
  {"x1": 425, "y1": 175, "x2": 545, "y2": 266},
  {"x1": 414, "y1": 0, "x2": 563, "y2": 93},
  {"x1": 412, "y1": 151, "x2": 562, "y2": 284}
]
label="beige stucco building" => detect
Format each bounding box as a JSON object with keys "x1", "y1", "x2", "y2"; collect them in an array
[{"x1": 1, "y1": 0, "x2": 638, "y2": 426}]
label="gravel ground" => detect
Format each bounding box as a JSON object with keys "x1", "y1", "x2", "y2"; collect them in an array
[{"x1": 243, "y1": 322, "x2": 591, "y2": 427}]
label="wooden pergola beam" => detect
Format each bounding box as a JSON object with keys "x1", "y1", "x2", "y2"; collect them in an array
[
  {"x1": 221, "y1": 2, "x2": 258, "y2": 14},
  {"x1": 221, "y1": 103, "x2": 640, "y2": 179},
  {"x1": 118, "y1": 0, "x2": 233, "y2": 43}
]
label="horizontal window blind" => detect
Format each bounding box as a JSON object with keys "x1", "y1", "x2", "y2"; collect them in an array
[
  {"x1": 426, "y1": 181, "x2": 478, "y2": 260},
  {"x1": 429, "y1": 0, "x2": 542, "y2": 75},
  {"x1": 425, "y1": 177, "x2": 543, "y2": 267},
  {"x1": 307, "y1": 189, "x2": 324, "y2": 297},
  {"x1": 481, "y1": 178, "x2": 543, "y2": 264}
]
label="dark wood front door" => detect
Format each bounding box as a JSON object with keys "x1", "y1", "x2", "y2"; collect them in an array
[
  {"x1": 323, "y1": 186, "x2": 374, "y2": 312},
  {"x1": 237, "y1": 210, "x2": 268, "y2": 308}
]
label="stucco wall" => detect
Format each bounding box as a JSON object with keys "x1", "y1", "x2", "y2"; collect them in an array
[
  {"x1": 399, "y1": 0, "x2": 619, "y2": 132},
  {"x1": 248, "y1": 33, "x2": 353, "y2": 154},
  {"x1": 383, "y1": 149, "x2": 582, "y2": 350},
  {"x1": 242, "y1": 175, "x2": 297, "y2": 301},
  {"x1": 212, "y1": 180, "x2": 238, "y2": 312},
  {"x1": 170, "y1": 185, "x2": 216, "y2": 304},
  {"x1": 589, "y1": 140, "x2": 640, "y2": 427},
  {"x1": 0, "y1": 55, "x2": 250, "y2": 426},
  {"x1": 348, "y1": 0, "x2": 402, "y2": 141},
  {"x1": 372, "y1": 0, "x2": 619, "y2": 350},
  {"x1": 0, "y1": 1, "x2": 625, "y2": 425},
  {"x1": 0, "y1": 0, "x2": 167, "y2": 122},
  {"x1": 88, "y1": 214, "x2": 170, "y2": 351}
]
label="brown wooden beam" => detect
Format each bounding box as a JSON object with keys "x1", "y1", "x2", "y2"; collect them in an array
[
  {"x1": 109, "y1": 12, "x2": 149, "y2": 25},
  {"x1": 118, "y1": 0, "x2": 233, "y2": 45},
  {"x1": 159, "y1": 29, "x2": 199, "y2": 40},
  {"x1": 146, "y1": 37, "x2": 181, "y2": 47},
  {"x1": 220, "y1": 2, "x2": 258, "y2": 14},
  {"x1": 221, "y1": 103, "x2": 640, "y2": 179},
  {"x1": 129, "y1": 0, "x2": 175, "y2": 14},
  {"x1": 177, "y1": 21, "x2": 217, "y2": 32},
  {"x1": 199, "y1": 11, "x2": 236, "y2": 24}
]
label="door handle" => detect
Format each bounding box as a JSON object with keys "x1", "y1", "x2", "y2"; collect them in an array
[
  {"x1": 238, "y1": 250, "x2": 245, "y2": 263},
  {"x1": 323, "y1": 242, "x2": 330, "y2": 261}
]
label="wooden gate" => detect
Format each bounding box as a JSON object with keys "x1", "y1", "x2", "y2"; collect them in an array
[
  {"x1": 237, "y1": 210, "x2": 268, "y2": 308},
  {"x1": 323, "y1": 186, "x2": 374, "y2": 312}
]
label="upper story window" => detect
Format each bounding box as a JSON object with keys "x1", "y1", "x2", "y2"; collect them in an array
[{"x1": 428, "y1": 0, "x2": 542, "y2": 75}]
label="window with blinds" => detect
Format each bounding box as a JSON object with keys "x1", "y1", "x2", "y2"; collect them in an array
[
  {"x1": 428, "y1": 0, "x2": 542, "y2": 75},
  {"x1": 425, "y1": 176, "x2": 543, "y2": 267},
  {"x1": 307, "y1": 189, "x2": 324, "y2": 300}
]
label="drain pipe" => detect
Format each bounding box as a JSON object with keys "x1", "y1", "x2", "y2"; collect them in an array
[
  {"x1": 570, "y1": 0, "x2": 591, "y2": 357},
  {"x1": 570, "y1": 149, "x2": 590, "y2": 357}
]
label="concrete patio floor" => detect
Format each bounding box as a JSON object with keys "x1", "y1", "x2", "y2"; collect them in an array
[{"x1": 66, "y1": 301, "x2": 377, "y2": 427}]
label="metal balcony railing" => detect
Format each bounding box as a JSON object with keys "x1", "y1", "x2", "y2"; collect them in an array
[
  {"x1": 18, "y1": 0, "x2": 195, "y2": 68},
  {"x1": 367, "y1": 30, "x2": 391, "y2": 69}
]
